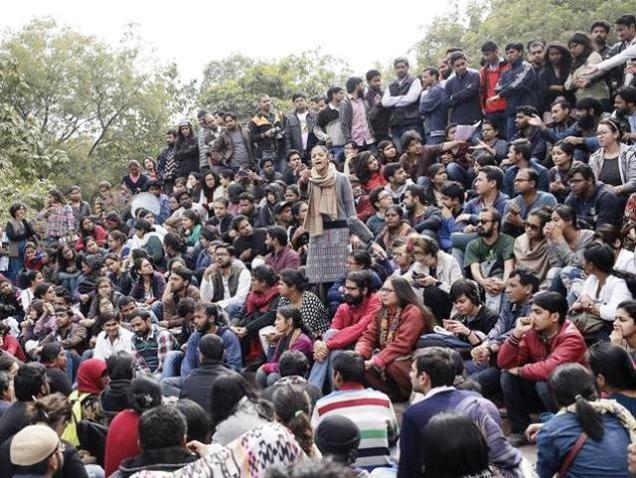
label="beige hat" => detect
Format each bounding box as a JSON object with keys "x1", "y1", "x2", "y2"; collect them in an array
[{"x1": 10, "y1": 424, "x2": 59, "y2": 466}]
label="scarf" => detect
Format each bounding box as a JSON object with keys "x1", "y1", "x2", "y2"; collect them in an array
[
  {"x1": 77, "y1": 358, "x2": 108, "y2": 395},
  {"x1": 303, "y1": 163, "x2": 338, "y2": 237},
  {"x1": 245, "y1": 288, "x2": 279, "y2": 315},
  {"x1": 378, "y1": 306, "x2": 403, "y2": 350},
  {"x1": 560, "y1": 397, "x2": 636, "y2": 441}
]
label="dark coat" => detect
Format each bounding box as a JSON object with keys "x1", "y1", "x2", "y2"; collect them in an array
[{"x1": 180, "y1": 359, "x2": 231, "y2": 413}]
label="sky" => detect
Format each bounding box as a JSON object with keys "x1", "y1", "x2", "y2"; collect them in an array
[{"x1": 3, "y1": 0, "x2": 454, "y2": 82}]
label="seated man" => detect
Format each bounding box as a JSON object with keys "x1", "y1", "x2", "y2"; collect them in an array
[
  {"x1": 200, "y1": 243, "x2": 251, "y2": 318},
  {"x1": 564, "y1": 162, "x2": 621, "y2": 229},
  {"x1": 464, "y1": 208, "x2": 515, "y2": 312},
  {"x1": 180, "y1": 334, "x2": 230, "y2": 416},
  {"x1": 130, "y1": 310, "x2": 176, "y2": 377},
  {"x1": 502, "y1": 168, "x2": 556, "y2": 237},
  {"x1": 467, "y1": 268, "x2": 539, "y2": 396},
  {"x1": 93, "y1": 311, "x2": 136, "y2": 361},
  {"x1": 403, "y1": 184, "x2": 442, "y2": 237},
  {"x1": 264, "y1": 226, "x2": 301, "y2": 274},
  {"x1": 398, "y1": 347, "x2": 522, "y2": 478},
  {"x1": 159, "y1": 266, "x2": 200, "y2": 324},
  {"x1": 312, "y1": 351, "x2": 399, "y2": 472},
  {"x1": 39, "y1": 343, "x2": 72, "y2": 396},
  {"x1": 9, "y1": 425, "x2": 64, "y2": 478},
  {"x1": 262, "y1": 350, "x2": 322, "y2": 406},
  {"x1": 311, "y1": 271, "x2": 381, "y2": 391},
  {"x1": 161, "y1": 301, "x2": 241, "y2": 397},
  {"x1": 114, "y1": 405, "x2": 198, "y2": 476},
  {"x1": 498, "y1": 291, "x2": 587, "y2": 446}
]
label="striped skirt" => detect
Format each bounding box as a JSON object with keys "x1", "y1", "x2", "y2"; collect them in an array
[{"x1": 306, "y1": 227, "x2": 349, "y2": 284}]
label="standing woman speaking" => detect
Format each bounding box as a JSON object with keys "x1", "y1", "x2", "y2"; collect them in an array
[{"x1": 299, "y1": 145, "x2": 356, "y2": 289}]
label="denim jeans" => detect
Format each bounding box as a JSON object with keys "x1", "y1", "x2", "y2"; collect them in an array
[
  {"x1": 161, "y1": 350, "x2": 184, "y2": 379},
  {"x1": 446, "y1": 162, "x2": 475, "y2": 191},
  {"x1": 547, "y1": 266, "x2": 584, "y2": 305},
  {"x1": 307, "y1": 329, "x2": 344, "y2": 391},
  {"x1": 255, "y1": 369, "x2": 280, "y2": 389},
  {"x1": 500, "y1": 372, "x2": 556, "y2": 433}
]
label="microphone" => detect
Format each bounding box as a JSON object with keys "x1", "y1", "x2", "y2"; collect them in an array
[{"x1": 347, "y1": 216, "x2": 375, "y2": 245}]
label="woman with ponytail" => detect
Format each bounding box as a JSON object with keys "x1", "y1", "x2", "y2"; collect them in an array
[
  {"x1": 104, "y1": 376, "x2": 162, "y2": 476},
  {"x1": 535, "y1": 363, "x2": 635, "y2": 477},
  {"x1": 272, "y1": 384, "x2": 320, "y2": 457},
  {"x1": 589, "y1": 342, "x2": 636, "y2": 417}
]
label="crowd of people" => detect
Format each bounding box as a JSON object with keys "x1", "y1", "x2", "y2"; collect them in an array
[{"x1": 3, "y1": 12, "x2": 636, "y2": 478}]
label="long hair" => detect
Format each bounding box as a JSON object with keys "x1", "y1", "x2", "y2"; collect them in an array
[
  {"x1": 208, "y1": 372, "x2": 271, "y2": 431},
  {"x1": 569, "y1": 32, "x2": 594, "y2": 71},
  {"x1": 272, "y1": 385, "x2": 314, "y2": 456},
  {"x1": 544, "y1": 42, "x2": 572, "y2": 78},
  {"x1": 548, "y1": 363, "x2": 604, "y2": 441},
  {"x1": 388, "y1": 276, "x2": 435, "y2": 330},
  {"x1": 589, "y1": 342, "x2": 636, "y2": 392}
]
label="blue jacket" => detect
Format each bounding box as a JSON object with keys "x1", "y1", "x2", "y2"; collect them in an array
[
  {"x1": 398, "y1": 387, "x2": 521, "y2": 478},
  {"x1": 537, "y1": 411, "x2": 630, "y2": 478},
  {"x1": 445, "y1": 70, "x2": 482, "y2": 125},
  {"x1": 419, "y1": 83, "x2": 448, "y2": 136},
  {"x1": 181, "y1": 327, "x2": 242, "y2": 378},
  {"x1": 564, "y1": 184, "x2": 621, "y2": 229},
  {"x1": 463, "y1": 191, "x2": 510, "y2": 225},
  {"x1": 496, "y1": 59, "x2": 537, "y2": 114}
]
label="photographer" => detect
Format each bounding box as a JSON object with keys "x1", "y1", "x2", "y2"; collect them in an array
[{"x1": 248, "y1": 95, "x2": 285, "y2": 166}]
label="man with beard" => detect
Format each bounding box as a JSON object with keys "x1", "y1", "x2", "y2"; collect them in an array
[
  {"x1": 145, "y1": 180, "x2": 171, "y2": 225},
  {"x1": 383, "y1": 163, "x2": 413, "y2": 204},
  {"x1": 161, "y1": 301, "x2": 241, "y2": 397},
  {"x1": 611, "y1": 86, "x2": 636, "y2": 142},
  {"x1": 130, "y1": 309, "x2": 176, "y2": 376},
  {"x1": 210, "y1": 113, "x2": 256, "y2": 172},
  {"x1": 341, "y1": 76, "x2": 375, "y2": 150},
  {"x1": 527, "y1": 40, "x2": 545, "y2": 74},
  {"x1": 157, "y1": 128, "x2": 178, "y2": 194},
  {"x1": 172, "y1": 190, "x2": 208, "y2": 222},
  {"x1": 366, "y1": 69, "x2": 391, "y2": 142},
  {"x1": 509, "y1": 106, "x2": 547, "y2": 164},
  {"x1": 309, "y1": 271, "x2": 382, "y2": 391},
  {"x1": 264, "y1": 226, "x2": 300, "y2": 275},
  {"x1": 382, "y1": 57, "x2": 423, "y2": 147},
  {"x1": 591, "y1": 21, "x2": 612, "y2": 59},
  {"x1": 230, "y1": 215, "x2": 268, "y2": 264},
  {"x1": 403, "y1": 185, "x2": 442, "y2": 237},
  {"x1": 502, "y1": 138, "x2": 550, "y2": 196},
  {"x1": 564, "y1": 162, "x2": 621, "y2": 228},
  {"x1": 160, "y1": 267, "x2": 201, "y2": 326},
  {"x1": 237, "y1": 193, "x2": 257, "y2": 225},
  {"x1": 464, "y1": 208, "x2": 515, "y2": 313},
  {"x1": 200, "y1": 243, "x2": 251, "y2": 317},
  {"x1": 530, "y1": 97, "x2": 602, "y2": 163},
  {"x1": 174, "y1": 120, "x2": 199, "y2": 179}
]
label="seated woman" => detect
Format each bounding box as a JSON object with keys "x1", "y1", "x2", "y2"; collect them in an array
[
  {"x1": 589, "y1": 342, "x2": 636, "y2": 417},
  {"x1": 548, "y1": 140, "x2": 577, "y2": 203},
  {"x1": 377, "y1": 206, "x2": 413, "y2": 258},
  {"x1": 274, "y1": 269, "x2": 330, "y2": 338},
  {"x1": 594, "y1": 224, "x2": 636, "y2": 274},
  {"x1": 86, "y1": 277, "x2": 123, "y2": 330},
  {"x1": 439, "y1": 123, "x2": 475, "y2": 190},
  {"x1": 377, "y1": 140, "x2": 399, "y2": 165},
  {"x1": 208, "y1": 372, "x2": 272, "y2": 446},
  {"x1": 75, "y1": 216, "x2": 108, "y2": 252},
  {"x1": 256, "y1": 306, "x2": 313, "y2": 388},
  {"x1": 130, "y1": 258, "x2": 166, "y2": 312},
  {"x1": 570, "y1": 243, "x2": 632, "y2": 342},
  {"x1": 612, "y1": 300, "x2": 636, "y2": 358},
  {"x1": 406, "y1": 233, "x2": 461, "y2": 322},
  {"x1": 349, "y1": 151, "x2": 386, "y2": 193},
  {"x1": 426, "y1": 163, "x2": 448, "y2": 208},
  {"x1": 355, "y1": 276, "x2": 434, "y2": 401},
  {"x1": 56, "y1": 244, "x2": 82, "y2": 294},
  {"x1": 545, "y1": 205, "x2": 596, "y2": 303},
  {"x1": 513, "y1": 208, "x2": 552, "y2": 288},
  {"x1": 180, "y1": 209, "x2": 202, "y2": 248},
  {"x1": 104, "y1": 253, "x2": 133, "y2": 296},
  {"x1": 531, "y1": 363, "x2": 632, "y2": 478},
  {"x1": 230, "y1": 265, "x2": 281, "y2": 364}
]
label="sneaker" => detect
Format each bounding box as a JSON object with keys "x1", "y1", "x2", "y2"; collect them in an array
[{"x1": 507, "y1": 432, "x2": 528, "y2": 448}]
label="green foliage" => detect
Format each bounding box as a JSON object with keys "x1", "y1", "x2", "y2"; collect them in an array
[
  {"x1": 199, "y1": 49, "x2": 351, "y2": 120},
  {"x1": 412, "y1": 0, "x2": 636, "y2": 69}
]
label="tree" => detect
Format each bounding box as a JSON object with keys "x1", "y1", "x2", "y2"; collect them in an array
[
  {"x1": 199, "y1": 49, "x2": 351, "y2": 120},
  {"x1": 412, "y1": 0, "x2": 636, "y2": 70}
]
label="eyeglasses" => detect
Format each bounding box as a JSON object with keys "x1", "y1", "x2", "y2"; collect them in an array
[
  {"x1": 344, "y1": 286, "x2": 359, "y2": 292},
  {"x1": 524, "y1": 222, "x2": 540, "y2": 230}
]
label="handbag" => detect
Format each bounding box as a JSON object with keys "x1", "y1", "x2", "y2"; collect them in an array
[
  {"x1": 557, "y1": 432, "x2": 588, "y2": 477},
  {"x1": 567, "y1": 311, "x2": 605, "y2": 336}
]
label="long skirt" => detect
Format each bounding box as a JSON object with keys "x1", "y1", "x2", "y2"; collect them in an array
[{"x1": 306, "y1": 227, "x2": 349, "y2": 284}]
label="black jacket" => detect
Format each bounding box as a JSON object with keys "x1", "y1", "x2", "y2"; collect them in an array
[
  {"x1": 180, "y1": 359, "x2": 231, "y2": 413},
  {"x1": 174, "y1": 125, "x2": 200, "y2": 178},
  {"x1": 112, "y1": 446, "x2": 198, "y2": 478},
  {"x1": 285, "y1": 110, "x2": 317, "y2": 157}
]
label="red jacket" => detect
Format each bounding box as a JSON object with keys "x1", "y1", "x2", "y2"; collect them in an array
[
  {"x1": 355, "y1": 303, "x2": 430, "y2": 368},
  {"x1": 480, "y1": 60, "x2": 509, "y2": 114},
  {"x1": 327, "y1": 294, "x2": 382, "y2": 351},
  {"x1": 497, "y1": 320, "x2": 587, "y2": 382},
  {"x1": 1, "y1": 334, "x2": 26, "y2": 362},
  {"x1": 355, "y1": 194, "x2": 374, "y2": 223}
]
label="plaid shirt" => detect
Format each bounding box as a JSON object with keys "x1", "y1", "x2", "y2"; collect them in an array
[
  {"x1": 133, "y1": 325, "x2": 176, "y2": 374},
  {"x1": 38, "y1": 204, "x2": 75, "y2": 239}
]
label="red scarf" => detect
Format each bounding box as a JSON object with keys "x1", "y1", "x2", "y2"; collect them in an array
[{"x1": 245, "y1": 287, "x2": 279, "y2": 315}]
